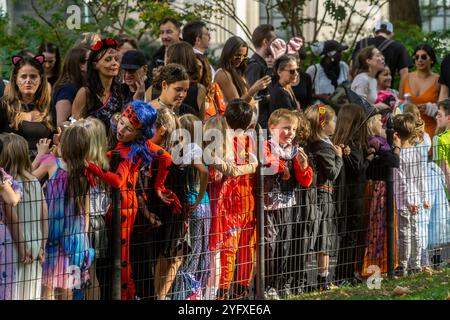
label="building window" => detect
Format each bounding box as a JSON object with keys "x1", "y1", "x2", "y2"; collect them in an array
[{"x1": 421, "y1": 0, "x2": 450, "y2": 31}]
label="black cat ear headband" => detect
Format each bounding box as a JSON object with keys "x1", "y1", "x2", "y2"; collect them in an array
[{"x1": 11, "y1": 54, "x2": 45, "y2": 66}]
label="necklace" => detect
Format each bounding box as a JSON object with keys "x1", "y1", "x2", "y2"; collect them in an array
[{"x1": 157, "y1": 98, "x2": 172, "y2": 109}]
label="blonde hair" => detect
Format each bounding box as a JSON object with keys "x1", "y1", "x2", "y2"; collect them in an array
[
  {"x1": 403, "y1": 104, "x2": 425, "y2": 145},
  {"x1": 293, "y1": 110, "x2": 311, "y2": 145},
  {"x1": 304, "y1": 104, "x2": 335, "y2": 142},
  {"x1": 74, "y1": 117, "x2": 109, "y2": 170},
  {"x1": 203, "y1": 115, "x2": 230, "y2": 160},
  {"x1": 366, "y1": 113, "x2": 382, "y2": 137},
  {"x1": 155, "y1": 107, "x2": 179, "y2": 151},
  {"x1": 0, "y1": 133, "x2": 32, "y2": 179},
  {"x1": 268, "y1": 108, "x2": 299, "y2": 127}
]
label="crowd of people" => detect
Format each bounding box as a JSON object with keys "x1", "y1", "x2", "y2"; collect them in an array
[{"x1": 0, "y1": 18, "x2": 450, "y2": 301}]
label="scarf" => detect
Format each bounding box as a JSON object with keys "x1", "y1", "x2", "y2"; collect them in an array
[{"x1": 320, "y1": 58, "x2": 341, "y2": 89}]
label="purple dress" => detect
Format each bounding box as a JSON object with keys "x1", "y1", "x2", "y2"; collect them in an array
[
  {"x1": 0, "y1": 167, "x2": 21, "y2": 300},
  {"x1": 41, "y1": 157, "x2": 94, "y2": 290}
]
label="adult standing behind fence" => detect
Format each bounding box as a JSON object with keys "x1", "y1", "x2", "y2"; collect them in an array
[
  {"x1": 269, "y1": 54, "x2": 301, "y2": 114},
  {"x1": 38, "y1": 42, "x2": 61, "y2": 88},
  {"x1": 351, "y1": 21, "x2": 412, "y2": 91},
  {"x1": 0, "y1": 55, "x2": 53, "y2": 159},
  {"x1": 71, "y1": 38, "x2": 123, "y2": 132},
  {"x1": 51, "y1": 46, "x2": 89, "y2": 129},
  {"x1": 400, "y1": 44, "x2": 440, "y2": 139},
  {"x1": 351, "y1": 46, "x2": 385, "y2": 105},
  {"x1": 306, "y1": 40, "x2": 350, "y2": 104},
  {"x1": 246, "y1": 24, "x2": 277, "y2": 129},
  {"x1": 215, "y1": 36, "x2": 272, "y2": 107},
  {"x1": 166, "y1": 42, "x2": 206, "y2": 116},
  {"x1": 151, "y1": 18, "x2": 182, "y2": 82}
]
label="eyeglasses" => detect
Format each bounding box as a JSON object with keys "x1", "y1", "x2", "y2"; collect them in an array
[
  {"x1": 414, "y1": 54, "x2": 429, "y2": 61},
  {"x1": 284, "y1": 68, "x2": 299, "y2": 75}
]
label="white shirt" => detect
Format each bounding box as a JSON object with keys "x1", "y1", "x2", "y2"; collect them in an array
[
  {"x1": 306, "y1": 61, "x2": 349, "y2": 95},
  {"x1": 351, "y1": 72, "x2": 378, "y2": 104},
  {"x1": 393, "y1": 147, "x2": 429, "y2": 211}
]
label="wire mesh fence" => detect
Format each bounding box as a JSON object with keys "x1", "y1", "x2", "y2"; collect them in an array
[{"x1": 1, "y1": 141, "x2": 449, "y2": 300}]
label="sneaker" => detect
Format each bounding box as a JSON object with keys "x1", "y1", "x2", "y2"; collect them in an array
[{"x1": 264, "y1": 287, "x2": 280, "y2": 300}]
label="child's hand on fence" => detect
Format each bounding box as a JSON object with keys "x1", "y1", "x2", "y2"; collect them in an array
[
  {"x1": 366, "y1": 147, "x2": 376, "y2": 161},
  {"x1": 38, "y1": 247, "x2": 45, "y2": 265},
  {"x1": 36, "y1": 138, "x2": 51, "y2": 156},
  {"x1": 407, "y1": 204, "x2": 418, "y2": 214},
  {"x1": 187, "y1": 201, "x2": 200, "y2": 217},
  {"x1": 423, "y1": 201, "x2": 431, "y2": 209},
  {"x1": 296, "y1": 148, "x2": 309, "y2": 170},
  {"x1": 144, "y1": 208, "x2": 162, "y2": 229},
  {"x1": 282, "y1": 167, "x2": 290, "y2": 180}
]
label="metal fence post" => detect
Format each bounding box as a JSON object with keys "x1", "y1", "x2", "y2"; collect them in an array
[
  {"x1": 110, "y1": 150, "x2": 122, "y2": 300},
  {"x1": 386, "y1": 116, "x2": 395, "y2": 277},
  {"x1": 255, "y1": 125, "x2": 265, "y2": 299}
]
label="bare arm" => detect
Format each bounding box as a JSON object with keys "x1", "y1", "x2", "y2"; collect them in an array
[
  {"x1": 398, "y1": 67, "x2": 409, "y2": 97},
  {"x1": 0, "y1": 181, "x2": 20, "y2": 206},
  {"x1": 71, "y1": 87, "x2": 88, "y2": 120},
  {"x1": 55, "y1": 99, "x2": 73, "y2": 128},
  {"x1": 214, "y1": 70, "x2": 241, "y2": 103},
  {"x1": 439, "y1": 84, "x2": 449, "y2": 101},
  {"x1": 145, "y1": 85, "x2": 153, "y2": 102}
]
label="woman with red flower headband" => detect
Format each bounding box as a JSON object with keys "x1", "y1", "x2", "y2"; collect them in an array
[
  {"x1": 85, "y1": 100, "x2": 174, "y2": 300},
  {"x1": 72, "y1": 38, "x2": 123, "y2": 132}
]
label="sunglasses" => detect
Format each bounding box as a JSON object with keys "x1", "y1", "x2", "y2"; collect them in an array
[
  {"x1": 414, "y1": 54, "x2": 429, "y2": 61},
  {"x1": 284, "y1": 68, "x2": 299, "y2": 75}
]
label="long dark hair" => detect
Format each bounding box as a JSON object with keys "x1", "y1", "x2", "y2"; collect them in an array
[
  {"x1": 218, "y1": 36, "x2": 249, "y2": 96},
  {"x1": 333, "y1": 103, "x2": 368, "y2": 149},
  {"x1": 38, "y1": 42, "x2": 61, "y2": 83},
  {"x1": 85, "y1": 39, "x2": 122, "y2": 115},
  {"x1": 166, "y1": 41, "x2": 199, "y2": 83},
  {"x1": 273, "y1": 54, "x2": 297, "y2": 82},
  {"x1": 54, "y1": 46, "x2": 88, "y2": 91}
]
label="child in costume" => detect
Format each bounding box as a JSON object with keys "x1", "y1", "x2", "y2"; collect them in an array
[
  {"x1": 203, "y1": 115, "x2": 258, "y2": 300},
  {"x1": 392, "y1": 113, "x2": 430, "y2": 276},
  {"x1": 85, "y1": 100, "x2": 172, "y2": 300},
  {"x1": 171, "y1": 114, "x2": 211, "y2": 300},
  {"x1": 0, "y1": 138, "x2": 22, "y2": 300},
  {"x1": 360, "y1": 112, "x2": 400, "y2": 277},
  {"x1": 216, "y1": 99, "x2": 258, "y2": 300},
  {"x1": 304, "y1": 104, "x2": 343, "y2": 290},
  {"x1": 0, "y1": 133, "x2": 48, "y2": 300},
  {"x1": 430, "y1": 99, "x2": 450, "y2": 266},
  {"x1": 33, "y1": 125, "x2": 95, "y2": 300},
  {"x1": 263, "y1": 109, "x2": 313, "y2": 299}
]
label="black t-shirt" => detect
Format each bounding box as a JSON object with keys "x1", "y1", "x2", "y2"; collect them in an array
[
  {"x1": 292, "y1": 71, "x2": 313, "y2": 109},
  {"x1": 246, "y1": 53, "x2": 271, "y2": 129},
  {"x1": 439, "y1": 54, "x2": 450, "y2": 87},
  {"x1": 151, "y1": 46, "x2": 165, "y2": 70},
  {"x1": 183, "y1": 83, "x2": 200, "y2": 114},
  {"x1": 352, "y1": 36, "x2": 412, "y2": 76},
  {"x1": 269, "y1": 81, "x2": 298, "y2": 114}
]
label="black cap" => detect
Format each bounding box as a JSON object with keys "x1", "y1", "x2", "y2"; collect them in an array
[
  {"x1": 322, "y1": 40, "x2": 348, "y2": 55},
  {"x1": 121, "y1": 50, "x2": 146, "y2": 70}
]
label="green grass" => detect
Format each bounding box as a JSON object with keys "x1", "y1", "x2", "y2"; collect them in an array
[{"x1": 289, "y1": 267, "x2": 450, "y2": 300}]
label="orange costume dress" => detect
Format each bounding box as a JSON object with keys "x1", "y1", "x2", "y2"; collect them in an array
[
  {"x1": 402, "y1": 74, "x2": 439, "y2": 139},
  {"x1": 87, "y1": 140, "x2": 171, "y2": 300}
]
